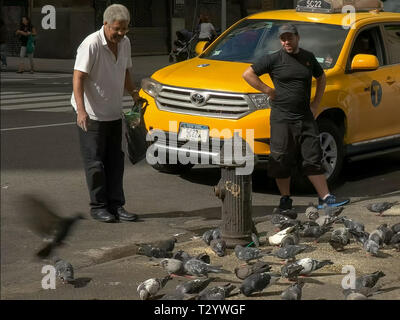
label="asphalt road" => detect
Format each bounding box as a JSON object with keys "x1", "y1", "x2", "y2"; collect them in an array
[{"x1": 1, "y1": 71, "x2": 400, "y2": 300}]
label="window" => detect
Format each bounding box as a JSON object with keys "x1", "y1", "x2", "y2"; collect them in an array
[{"x1": 384, "y1": 25, "x2": 400, "y2": 64}]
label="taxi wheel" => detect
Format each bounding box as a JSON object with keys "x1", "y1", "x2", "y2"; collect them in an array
[
  {"x1": 151, "y1": 163, "x2": 194, "y2": 174},
  {"x1": 292, "y1": 119, "x2": 344, "y2": 192}
]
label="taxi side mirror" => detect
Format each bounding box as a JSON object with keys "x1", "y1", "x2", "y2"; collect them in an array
[
  {"x1": 195, "y1": 41, "x2": 209, "y2": 55},
  {"x1": 351, "y1": 54, "x2": 379, "y2": 71}
]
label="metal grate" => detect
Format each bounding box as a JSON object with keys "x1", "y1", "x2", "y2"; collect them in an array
[{"x1": 156, "y1": 85, "x2": 252, "y2": 119}]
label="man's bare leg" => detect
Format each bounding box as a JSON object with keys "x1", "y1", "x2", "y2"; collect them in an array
[
  {"x1": 307, "y1": 174, "x2": 329, "y2": 199},
  {"x1": 276, "y1": 177, "x2": 291, "y2": 196}
]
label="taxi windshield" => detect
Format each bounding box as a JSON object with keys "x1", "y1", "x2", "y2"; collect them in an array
[{"x1": 202, "y1": 19, "x2": 348, "y2": 69}]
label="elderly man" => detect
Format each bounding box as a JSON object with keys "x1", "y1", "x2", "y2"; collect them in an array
[
  {"x1": 71, "y1": 4, "x2": 140, "y2": 223},
  {"x1": 242, "y1": 24, "x2": 349, "y2": 213}
]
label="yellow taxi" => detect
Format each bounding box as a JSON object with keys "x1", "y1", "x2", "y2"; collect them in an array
[{"x1": 139, "y1": 0, "x2": 400, "y2": 187}]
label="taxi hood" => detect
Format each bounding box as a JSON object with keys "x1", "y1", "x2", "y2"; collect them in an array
[{"x1": 150, "y1": 58, "x2": 272, "y2": 93}]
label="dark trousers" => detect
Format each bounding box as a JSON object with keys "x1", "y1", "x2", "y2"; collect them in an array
[{"x1": 78, "y1": 119, "x2": 125, "y2": 212}]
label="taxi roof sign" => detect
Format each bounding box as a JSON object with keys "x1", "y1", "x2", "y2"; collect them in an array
[{"x1": 296, "y1": 0, "x2": 384, "y2": 13}]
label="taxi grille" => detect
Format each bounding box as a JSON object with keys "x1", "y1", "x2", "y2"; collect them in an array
[{"x1": 155, "y1": 85, "x2": 252, "y2": 119}]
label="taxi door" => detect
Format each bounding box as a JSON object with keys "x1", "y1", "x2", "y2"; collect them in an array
[{"x1": 345, "y1": 26, "x2": 397, "y2": 143}]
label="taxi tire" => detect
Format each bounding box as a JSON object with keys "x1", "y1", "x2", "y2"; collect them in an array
[
  {"x1": 292, "y1": 118, "x2": 344, "y2": 192},
  {"x1": 151, "y1": 163, "x2": 194, "y2": 174}
]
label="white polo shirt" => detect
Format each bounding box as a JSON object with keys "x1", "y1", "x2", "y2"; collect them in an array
[{"x1": 71, "y1": 26, "x2": 132, "y2": 121}]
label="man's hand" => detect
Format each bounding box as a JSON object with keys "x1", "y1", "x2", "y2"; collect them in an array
[
  {"x1": 266, "y1": 87, "x2": 276, "y2": 100},
  {"x1": 77, "y1": 111, "x2": 89, "y2": 132}
]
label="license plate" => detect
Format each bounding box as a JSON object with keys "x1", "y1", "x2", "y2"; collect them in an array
[{"x1": 178, "y1": 123, "x2": 209, "y2": 143}]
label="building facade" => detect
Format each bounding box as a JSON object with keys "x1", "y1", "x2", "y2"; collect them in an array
[{"x1": 1, "y1": 0, "x2": 297, "y2": 59}]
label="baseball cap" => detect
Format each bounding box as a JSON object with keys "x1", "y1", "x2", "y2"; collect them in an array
[{"x1": 278, "y1": 24, "x2": 299, "y2": 37}]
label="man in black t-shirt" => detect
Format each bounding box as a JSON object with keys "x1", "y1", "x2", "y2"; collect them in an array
[{"x1": 243, "y1": 23, "x2": 349, "y2": 212}]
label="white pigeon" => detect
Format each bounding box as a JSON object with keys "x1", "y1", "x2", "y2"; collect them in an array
[
  {"x1": 137, "y1": 275, "x2": 170, "y2": 300},
  {"x1": 294, "y1": 258, "x2": 333, "y2": 275},
  {"x1": 268, "y1": 226, "x2": 295, "y2": 246}
]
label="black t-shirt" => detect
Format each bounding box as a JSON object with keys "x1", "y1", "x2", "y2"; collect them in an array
[
  {"x1": 18, "y1": 24, "x2": 33, "y2": 46},
  {"x1": 252, "y1": 48, "x2": 324, "y2": 122}
]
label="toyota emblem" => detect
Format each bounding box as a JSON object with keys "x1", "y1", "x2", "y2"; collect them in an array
[{"x1": 190, "y1": 92, "x2": 209, "y2": 107}]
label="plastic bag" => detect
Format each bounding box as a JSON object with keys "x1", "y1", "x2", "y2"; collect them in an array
[
  {"x1": 123, "y1": 98, "x2": 149, "y2": 165},
  {"x1": 26, "y1": 35, "x2": 35, "y2": 54}
]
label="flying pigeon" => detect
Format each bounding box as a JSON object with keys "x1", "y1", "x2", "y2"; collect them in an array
[
  {"x1": 137, "y1": 275, "x2": 171, "y2": 300},
  {"x1": 305, "y1": 205, "x2": 319, "y2": 221},
  {"x1": 377, "y1": 224, "x2": 394, "y2": 245},
  {"x1": 366, "y1": 201, "x2": 398, "y2": 216},
  {"x1": 54, "y1": 258, "x2": 74, "y2": 284},
  {"x1": 329, "y1": 227, "x2": 351, "y2": 251},
  {"x1": 239, "y1": 272, "x2": 280, "y2": 297},
  {"x1": 234, "y1": 261, "x2": 272, "y2": 280},
  {"x1": 268, "y1": 226, "x2": 296, "y2": 246},
  {"x1": 19, "y1": 194, "x2": 84, "y2": 259},
  {"x1": 184, "y1": 258, "x2": 228, "y2": 277},
  {"x1": 280, "y1": 263, "x2": 304, "y2": 281},
  {"x1": 176, "y1": 278, "x2": 214, "y2": 295},
  {"x1": 294, "y1": 258, "x2": 333, "y2": 275},
  {"x1": 269, "y1": 244, "x2": 308, "y2": 262},
  {"x1": 160, "y1": 258, "x2": 184, "y2": 275},
  {"x1": 234, "y1": 245, "x2": 271, "y2": 263},
  {"x1": 281, "y1": 281, "x2": 304, "y2": 300},
  {"x1": 210, "y1": 238, "x2": 227, "y2": 257},
  {"x1": 196, "y1": 283, "x2": 236, "y2": 300}
]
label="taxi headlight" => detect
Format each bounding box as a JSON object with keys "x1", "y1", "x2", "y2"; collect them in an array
[
  {"x1": 141, "y1": 78, "x2": 162, "y2": 98},
  {"x1": 249, "y1": 94, "x2": 271, "y2": 109}
]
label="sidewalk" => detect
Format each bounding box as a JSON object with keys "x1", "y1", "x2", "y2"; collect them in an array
[{"x1": 3, "y1": 55, "x2": 171, "y2": 76}]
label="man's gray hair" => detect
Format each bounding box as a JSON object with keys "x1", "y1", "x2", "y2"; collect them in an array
[{"x1": 103, "y1": 4, "x2": 130, "y2": 24}]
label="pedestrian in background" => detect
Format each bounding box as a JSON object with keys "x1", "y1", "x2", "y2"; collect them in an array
[
  {"x1": 0, "y1": 18, "x2": 7, "y2": 71},
  {"x1": 71, "y1": 4, "x2": 140, "y2": 223},
  {"x1": 197, "y1": 13, "x2": 217, "y2": 42},
  {"x1": 242, "y1": 24, "x2": 350, "y2": 213},
  {"x1": 15, "y1": 16, "x2": 36, "y2": 73}
]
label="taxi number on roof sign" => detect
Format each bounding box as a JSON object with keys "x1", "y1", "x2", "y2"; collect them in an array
[{"x1": 297, "y1": 0, "x2": 332, "y2": 12}]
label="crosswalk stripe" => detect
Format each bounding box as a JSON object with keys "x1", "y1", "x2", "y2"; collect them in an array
[
  {"x1": 0, "y1": 92, "x2": 69, "y2": 99},
  {"x1": 28, "y1": 102, "x2": 134, "y2": 113},
  {"x1": 2, "y1": 94, "x2": 72, "y2": 104},
  {"x1": 1, "y1": 122, "x2": 76, "y2": 132},
  {"x1": 0, "y1": 91, "x2": 24, "y2": 96}
]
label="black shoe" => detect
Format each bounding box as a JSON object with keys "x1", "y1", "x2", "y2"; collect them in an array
[
  {"x1": 279, "y1": 196, "x2": 293, "y2": 211},
  {"x1": 111, "y1": 207, "x2": 138, "y2": 222},
  {"x1": 90, "y1": 208, "x2": 116, "y2": 223}
]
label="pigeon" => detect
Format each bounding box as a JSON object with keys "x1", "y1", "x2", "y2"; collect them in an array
[
  {"x1": 137, "y1": 244, "x2": 172, "y2": 258},
  {"x1": 240, "y1": 272, "x2": 280, "y2": 297},
  {"x1": 272, "y1": 207, "x2": 298, "y2": 219},
  {"x1": 251, "y1": 233, "x2": 260, "y2": 247},
  {"x1": 195, "y1": 253, "x2": 211, "y2": 264},
  {"x1": 366, "y1": 201, "x2": 398, "y2": 216},
  {"x1": 344, "y1": 290, "x2": 368, "y2": 300},
  {"x1": 19, "y1": 194, "x2": 84, "y2": 259},
  {"x1": 137, "y1": 275, "x2": 171, "y2": 300},
  {"x1": 184, "y1": 258, "x2": 228, "y2": 277},
  {"x1": 234, "y1": 261, "x2": 272, "y2": 280},
  {"x1": 315, "y1": 215, "x2": 341, "y2": 228},
  {"x1": 197, "y1": 283, "x2": 236, "y2": 300},
  {"x1": 269, "y1": 245, "x2": 308, "y2": 262},
  {"x1": 281, "y1": 281, "x2": 304, "y2": 300},
  {"x1": 212, "y1": 228, "x2": 222, "y2": 240},
  {"x1": 355, "y1": 271, "x2": 385, "y2": 291},
  {"x1": 54, "y1": 258, "x2": 74, "y2": 284},
  {"x1": 390, "y1": 232, "x2": 400, "y2": 250},
  {"x1": 160, "y1": 293, "x2": 185, "y2": 300},
  {"x1": 338, "y1": 217, "x2": 365, "y2": 233},
  {"x1": 202, "y1": 230, "x2": 214, "y2": 245},
  {"x1": 329, "y1": 228, "x2": 351, "y2": 251},
  {"x1": 377, "y1": 224, "x2": 394, "y2": 245},
  {"x1": 305, "y1": 205, "x2": 319, "y2": 221},
  {"x1": 391, "y1": 223, "x2": 400, "y2": 234},
  {"x1": 268, "y1": 226, "x2": 296, "y2": 246},
  {"x1": 172, "y1": 250, "x2": 193, "y2": 263},
  {"x1": 369, "y1": 229, "x2": 384, "y2": 247},
  {"x1": 210, "y1": 239, "x2": 226, "y2": 257},
  {"x1": 349, "y1": 230, "x2": 370, "y2": 245},
  {"x1": 176, "y1": 278, "x2": 214, "y2": 295},
  {"x1": 270, "y1": 214, "x2": 300, "y2": 231},
  {"x1": 153, "y1": 237, "x2": 177, "y2": 252},
  {"x1": 299, "y1": 225, "x2": 331, "y2": 241},
  {"x1": 323, "y1": 206, "x2": 344, "y2": 218},
  {"x1": 294, "y1": 258, "x2": 333, "y2": 275},
  {"x1": 234, "y1": 245, "x2": 271, "y2": 263},
  {"x1": 363, "y1": 238, "x2": 380, "y2": 256},
  {"x1": 280, "y1": 263, "x2": 304, "y2": 281},
  {"x1": 160, "y1": 258, "x2": 184, "y2": 275},
  {"x1": 280, "y1": 233, "x2": 300, "y2": 247}
]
